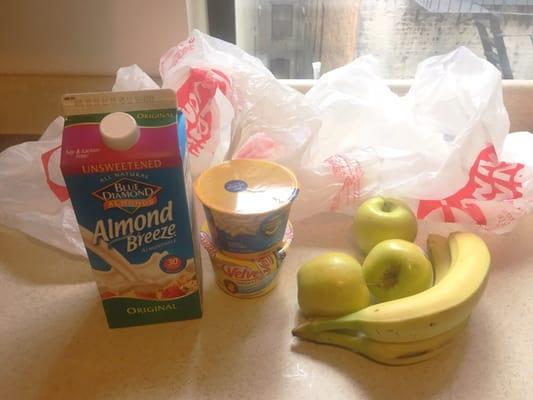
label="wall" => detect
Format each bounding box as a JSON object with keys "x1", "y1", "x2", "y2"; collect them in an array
[
  {"x1": 0, "y1": 0, "x2": 190, "y2": 76},
  {"x1": 187, "y1": 0, "x2": 209, "y2": 34},
  {"x1": 0, "y1": 0, "x2": 205, "y2": 137},
  {"x1": 357, "y1": 0, "x2": 533, "y2": 79},
  {"x1": 235, "y1": 0, "x2": 257, "y2": 60}
]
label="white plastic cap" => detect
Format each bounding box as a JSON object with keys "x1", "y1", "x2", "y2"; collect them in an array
[{"x1": 99, "y1": 112, "x2": 140, "y2": 151}]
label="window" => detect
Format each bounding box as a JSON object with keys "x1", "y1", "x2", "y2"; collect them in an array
[
  {"x1": 271, "y1": 4, "x2": 294, "y2": 40},
  {"x1": 234, "y1": 0, "x2": 533, "y2": 79},
  {"x1": 270, "y1": 57, "x2": 291, "y2": 77}
]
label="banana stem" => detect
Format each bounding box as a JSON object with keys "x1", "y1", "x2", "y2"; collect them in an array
[
  {"x1": 293, "y1": 325, "x2": 366, "y2": 351},
  {"x1": 293, "y1": 315, "x2": 363, "y2": 336}
]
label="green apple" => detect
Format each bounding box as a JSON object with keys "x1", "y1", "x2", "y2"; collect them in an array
[
  {"x1": 297, "y1": 252, "x2": 370, "y2": 317},
  {"x1": 362, "y1": 239, "x2": 433, "y2": 302},
  {"x1": 354, "y1": 196, "x2": 417, "y2": 254}
]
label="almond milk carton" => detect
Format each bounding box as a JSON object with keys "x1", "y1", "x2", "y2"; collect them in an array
[{"x1": 60, "y1": 89, "x2": 202, "y2": 328}]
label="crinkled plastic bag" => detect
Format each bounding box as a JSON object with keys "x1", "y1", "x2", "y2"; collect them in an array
[
  {"x1": 0, "y1": 117, "x2": 86, "y2": 255},
  {"x1": 1, "y1": 30, "x2": 532, "y2": 255},
  {"x1": 160, "y1": 32, "x2": 532, "y2": 232},
  {"x1": 158, "y1": 31, "x2": 380, "y2": 220},
  {"x1": 158, "y1": 33, "x2": 319, "y2": 176},
  {"x1": 300, "y1": 48, "x2": 533, "y2": 232}
]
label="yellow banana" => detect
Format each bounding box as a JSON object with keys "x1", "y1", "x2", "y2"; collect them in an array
[
  {"x1": 293, "y1": 232, "x2": 490, "y2": 343},
  {"x1": 294, "y1": 318, "x2": 469, "y2": 366},
  {"x1": 427, "y1": 233, "x2": 451, "y2": 284}
]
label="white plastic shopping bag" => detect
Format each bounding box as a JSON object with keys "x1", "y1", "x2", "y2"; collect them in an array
[
  {"x1": 1, "y1": 30, "x2": 532, "y2": 255},
  {"x1": 159, "y1": 32, "x2": 532, "y2": 232},
  {"x1": 0, "y1": 117, "x2": 85, "y2": 255}
]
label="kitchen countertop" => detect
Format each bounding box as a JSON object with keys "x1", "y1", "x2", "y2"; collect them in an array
[{"x1": 1, "y1": 213, "x2": 532, "y2": 400}]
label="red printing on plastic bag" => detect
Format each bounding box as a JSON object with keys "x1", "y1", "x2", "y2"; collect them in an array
[
  {"x1": 159, "y1": 36, "x2": 196, "y2": 72},
  {"x1": 326, "y1": 154, "x2": 364, "y2": 211},
  {"x1": 176, "y1": 68, "x2": 231, "y2": 157},
  {"x1": 41, "y1": 145, "x2": 69, "y2": 202},
  {"x1": 417, "y1": 145, "x2": 525, "y2": 225}
]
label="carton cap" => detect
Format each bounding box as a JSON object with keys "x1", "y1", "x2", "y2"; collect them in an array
[{"x1": 99, "y1": 112, "x2": 139, "y2": 151}]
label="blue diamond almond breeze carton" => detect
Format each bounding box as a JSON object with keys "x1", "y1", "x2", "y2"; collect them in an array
[{"x1": 60, "y1": 89, "x2": 202, "y2": 328}]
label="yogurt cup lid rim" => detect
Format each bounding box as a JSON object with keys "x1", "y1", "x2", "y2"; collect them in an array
[{"x1": 194, "y1": 159, "x2": 299, "y2": 215}]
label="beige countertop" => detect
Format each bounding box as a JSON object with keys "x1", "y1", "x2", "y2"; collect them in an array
[{"x1": 1, "y1": 213, "x2": 532, "y2": 400}]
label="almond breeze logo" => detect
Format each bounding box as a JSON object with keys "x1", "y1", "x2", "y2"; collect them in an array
[
  {"x1": 92, "y1": 178, "x2": 176, "y2": 252},
  {"x1": 92, "y1": 178, "x2": 161, "y2": 214}
]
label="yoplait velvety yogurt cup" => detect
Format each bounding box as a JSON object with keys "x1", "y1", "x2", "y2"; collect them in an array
[
  {"x1": 194, "y1": 159, "x2": 298, "y2": 259},
  {"x1": 200, "y1": 221, "x2": 293, "y2": 298}
]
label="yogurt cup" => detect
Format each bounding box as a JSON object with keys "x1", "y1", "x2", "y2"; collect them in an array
[
  {"x1": 194, "y1": 159, "x2": 298, "y2": 259},
  {"x1": 200, "y1": 222, "x2": 293, "y2": 298}
]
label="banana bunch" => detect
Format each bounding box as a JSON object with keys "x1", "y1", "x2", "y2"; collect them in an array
[{"x1": 292, "y1": 232, "x2": 491, "y2": 365}]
